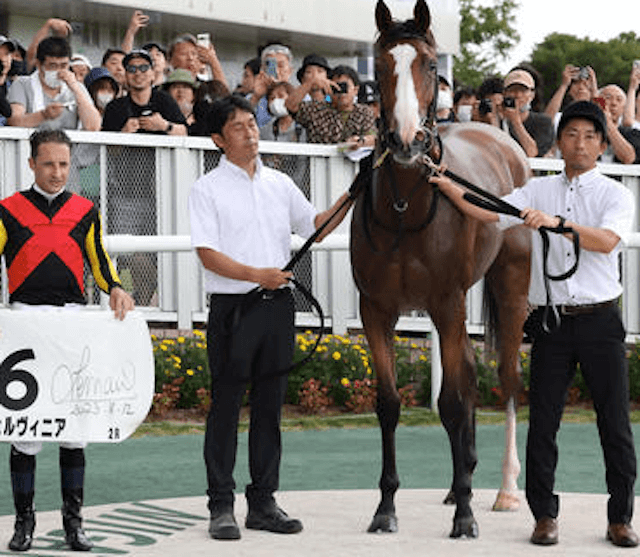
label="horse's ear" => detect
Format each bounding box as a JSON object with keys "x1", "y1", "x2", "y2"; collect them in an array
[
  {"x1": 375, "y1": 0, "x2": 393, "y2": 35},
  {"x1": 414, "y1": 0, "x2": 431, "y2": 34}
]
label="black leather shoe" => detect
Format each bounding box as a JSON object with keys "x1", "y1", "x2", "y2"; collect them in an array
[
  {"x1": 530, "y1": 517, "x2": 558, "y2": 545},
  {"x1": 607, "y1": 523, "x2": 639, "y2": 547},
  {"x1": 65, "y1": 526, "x2": 93, "y2": 552},
  {"x1": 245, "y1": 505, "x2": 302, "y2": 534},
  {"x1": 8, "y1": 512, "x2": 35, "y2": 552},
  {"x1": 209, "y1": 513, "x2": 241, "y2": 540}
]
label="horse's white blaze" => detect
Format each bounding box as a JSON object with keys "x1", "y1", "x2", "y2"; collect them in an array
[{"x1": 389, "y1": 43, "x2": 420, "y2": 147}]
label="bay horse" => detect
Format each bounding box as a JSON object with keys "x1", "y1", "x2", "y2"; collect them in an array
[{"x1": 350, "y1": 0, "x2": 532, "y2": 538}]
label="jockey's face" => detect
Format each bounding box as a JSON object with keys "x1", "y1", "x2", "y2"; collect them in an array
[{"x1": 29, "y1": 141, "x2": 71, "y2": 195}]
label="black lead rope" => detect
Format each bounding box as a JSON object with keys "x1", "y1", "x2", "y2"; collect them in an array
[
  {"x1": 227, "y1": 191, "x2": 355, "y2": 382},
  {"x1": 445, "y1": 168, "x2": 581, "y2": 333}
]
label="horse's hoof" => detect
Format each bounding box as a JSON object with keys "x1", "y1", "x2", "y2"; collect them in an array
[
  {"x1": 443, "y1": 489, "x2": 456, "y2": 505},
  {"x1": 449, "y1": 516, "x2": 479, "y2": 539},
  {"x1": 492, "y1": 490, "x2": 520, "y2": 512},
  {"x1": 442, "y1": 489, "x2": 473, "y2": 506},
  {"x1": 367, "y1": 513, "x2": 398, "y2": 533}
]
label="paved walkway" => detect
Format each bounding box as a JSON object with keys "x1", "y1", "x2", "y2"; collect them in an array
[{"x1": 0, "y1": 489, "x2": 634, "y2": 556}]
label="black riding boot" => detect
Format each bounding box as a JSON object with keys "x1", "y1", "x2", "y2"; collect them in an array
[
  {"x1": 60, "y1": 448, "x2": 93, "y2": 552},
  {"x1": 8, "y1": 447, "x2": 36, "y2": 552}
]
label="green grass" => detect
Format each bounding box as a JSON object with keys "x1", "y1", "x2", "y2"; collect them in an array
[{"x1": 133, "y1": 405, "x2": 640, "y2": 437}]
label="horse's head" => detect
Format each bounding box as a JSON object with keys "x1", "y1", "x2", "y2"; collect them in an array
[{"x1": 375, "y1": 0, "x2": 439, "y2": 166}]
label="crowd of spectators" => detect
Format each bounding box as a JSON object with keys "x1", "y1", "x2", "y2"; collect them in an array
[{"x1": 2, "y1": 9, "x2": 640, "y2": 163}]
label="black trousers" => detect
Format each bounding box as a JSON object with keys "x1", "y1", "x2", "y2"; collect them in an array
[
  {"x1": 526, "y1": 305, "x2": 637, "y2": 524},
  {"x1": 204, "y1": 289, "x2": 294, "y2": 515}
]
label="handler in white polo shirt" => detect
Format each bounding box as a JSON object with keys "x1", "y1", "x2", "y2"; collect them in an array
[
  {"x1": 189, "y1": 95, "x2": 352, "y2": 541},
  {"x1": 431, "y1": 100, "x2": 637, "y2": 548}
]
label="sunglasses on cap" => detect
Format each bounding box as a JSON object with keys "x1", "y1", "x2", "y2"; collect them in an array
[{"x1": 126, "y1": 63, "x2": 151, "y2": 74}]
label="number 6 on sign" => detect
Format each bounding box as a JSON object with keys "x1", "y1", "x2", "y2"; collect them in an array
[{"x1": 0, "y1": 310, "x2": 154, "y2": 443}]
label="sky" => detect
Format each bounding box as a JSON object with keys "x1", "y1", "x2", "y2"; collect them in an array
[{"x1": 496, "y1": 0, "x2": 636, "y2": 73}]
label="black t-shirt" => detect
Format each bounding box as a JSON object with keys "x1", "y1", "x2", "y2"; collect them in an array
[
  {"x1": 101, "y1": 89, "x2": 186, "y2": 133},
  {"x1": 620, "y1": 126, "x2": 640, "y2": 164}
]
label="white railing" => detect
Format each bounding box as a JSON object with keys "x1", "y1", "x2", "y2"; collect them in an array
[{"x1": 2, "y1": 127, "x2": 640, "y2": 343}]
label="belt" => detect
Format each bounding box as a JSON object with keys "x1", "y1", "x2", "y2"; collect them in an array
[
  {"x1": 554, "y1": 299, "x2": 617, "y2": 316},
  {"x1": 208, "y1": 288, "x2": 291, "y2": 304}
]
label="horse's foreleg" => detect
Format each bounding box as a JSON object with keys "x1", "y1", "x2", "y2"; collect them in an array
[
  {"x1": 493, "y1": 397, "x2": 521, "y2": 511},
  {"x1": 360, "y1": 299, "x2": 400, "y2": 534},
  {"x1": 436, "y1": 313, "x2": 479, "y2": 539}
]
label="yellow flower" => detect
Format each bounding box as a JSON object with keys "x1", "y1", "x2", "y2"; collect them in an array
[
  {"x1": 332, "y1": 351, "x2": 341, "y2": 360},
  {"x1": 177, "y1": 336, "x2": 185, "y2": 344},
  {"x1": 151, "y1": 334, "x2": 157, "y2": 341},
  {"x1": 172, "y1": 355, "x2": 182, "y2": 364},
  {"x1": 173, "y1": 363, "x2": 181, "y2": 369},
  {"x1": 489, "y1": 359, "x2": 498, "y2": 368},
  {"x1": 419, "y1": 355, "x2": 427, "y2": 362},
  {"x1": 186, "y1": 369, "x2": 194, "y2": 376},
  {"x1": 341, "y1": 377, "x2": 350, "y2": 387},
  {"x1": 411, "y1": 343, "x2": 418, "y2": 349},
  {"x1": 160, "y1": 345, "x2": 168, "y2": 351}
]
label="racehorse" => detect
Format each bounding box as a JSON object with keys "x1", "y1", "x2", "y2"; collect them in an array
[{"x1": 349, "y1": 0, "x2": 532, "y2": 538}]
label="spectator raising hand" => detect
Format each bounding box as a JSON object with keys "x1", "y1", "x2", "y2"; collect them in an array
[{"x1": 623, "y1": 61, "x2": 640, "y2": 128}]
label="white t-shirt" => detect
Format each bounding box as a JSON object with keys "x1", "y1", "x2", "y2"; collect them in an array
[{"x1": 189, "y1": 155, "x2": 317, "y2": 294}]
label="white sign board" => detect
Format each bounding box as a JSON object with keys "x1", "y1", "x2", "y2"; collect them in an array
[{"x1": 0, "y1": 310, "x2": 154, "y2": 443}]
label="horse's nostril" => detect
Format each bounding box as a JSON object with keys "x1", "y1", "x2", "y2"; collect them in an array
[{"x1": 414, "y1": 130, "x2": 426, "y2": 143}]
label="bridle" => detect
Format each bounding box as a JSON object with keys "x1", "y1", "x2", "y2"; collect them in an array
[{"x1": 363, "y1": 40, "x2": 442, "y2": 252}]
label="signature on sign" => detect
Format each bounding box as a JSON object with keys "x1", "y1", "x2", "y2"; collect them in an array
[{"x1": 50, "y1": 346, "x2": 137, "y2": 405}]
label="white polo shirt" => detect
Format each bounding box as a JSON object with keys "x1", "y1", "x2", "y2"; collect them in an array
[
  {"x1": 497, "y1": 168, "x2": 635, "y2": 306},
  {"x1": 189, "y1": 155, "x2": 317, "y2": 294}
]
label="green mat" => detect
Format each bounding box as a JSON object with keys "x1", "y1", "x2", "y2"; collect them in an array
[{"x1": 0, "y1": 422, "x2": 627, "y2": 516}]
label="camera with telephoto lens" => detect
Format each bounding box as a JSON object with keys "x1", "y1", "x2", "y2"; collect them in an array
[
  {"x1": 478, "y1": 98, "x2": 492, "y2": 115},
  {"x1": 502, "y1": 97, "x2": 516, "y2": 109}
]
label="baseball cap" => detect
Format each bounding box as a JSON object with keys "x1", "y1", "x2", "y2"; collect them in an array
[
  {"x1": 123, "y1": 49, "x2": 153, "y2": 68},
  {"x1": 557, "y1": 100, "x2": 608, "y2": 142},
  {"x1": 503, "y1": 69, "x2": 535, "y2": 90},
  {"x1": 70, "y1": 54, "x2": 92, "y2": 69},
  {"x1": 0, "y1": 35, "x2": 16, "y2": 52}
]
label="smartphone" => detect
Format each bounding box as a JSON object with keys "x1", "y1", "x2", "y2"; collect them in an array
[
  {"x1": 196, "y1": 33, "x2": 211, "y2": 48},
  {"x1": 593, "y1": 97, "x2": 606, "y2": 110},
  {"x1": 265, "y1": 58, "x2": 278, "y2": 79}
]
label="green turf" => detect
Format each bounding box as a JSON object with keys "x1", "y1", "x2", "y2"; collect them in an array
[{"x1": 0, "y1": 420, "x2": 626, "y2": 516}]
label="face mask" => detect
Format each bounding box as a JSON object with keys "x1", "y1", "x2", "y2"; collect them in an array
[
  {"x1": 43, "y1": 69, "x2": 63, "y2": 89},
  {"x1": 96, "y1": 92, "x2": 115, "y2": 110},
  {"x1": 269, "y1": 97, "x2": 288, "y2": 118},
  {"x1": 520, "y1": 102, "x2": 531, "y2": 113},
  {"x1": 457, "y1": 105, "x2": 472, "y2": 123},
  {"x1": 436, "y1": 90, "x2": 453, "y2": 111}
]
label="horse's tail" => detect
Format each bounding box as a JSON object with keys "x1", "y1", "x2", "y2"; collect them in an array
[{"x1": 482, "y1": 280, "x2": 499, "y2": 353}]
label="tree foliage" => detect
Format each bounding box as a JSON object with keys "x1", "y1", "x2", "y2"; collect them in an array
[
  {"x1": 454, "y1": 0, "x2": 520, "y2": 88},
  {"x1": 530, "y1": 32, "x2": 640, "y2": 106}
]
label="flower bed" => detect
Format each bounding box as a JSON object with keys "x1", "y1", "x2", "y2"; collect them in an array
[{"x1": 148, "y1": 330, "x2": 640, "y2": 419}]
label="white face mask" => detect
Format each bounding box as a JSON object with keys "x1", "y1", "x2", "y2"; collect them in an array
[
  {"x1": 269, "y1": 97, "x2": 288, "y2": 118},
  {"x1": 436, "y1": 90, "x2": 453, "y2": 111},
  {"x1": 457, "y1": 105, "x2": 472, "y2": 123},
  {"x1": 178, "y1": 101, "x2": 193, "y2": 115},
  {"x1": 43, "y1": 69, "x2": 63, "y2": 89},
  {"x1": 96, "y1": 92, "x2": 114, "y2": 110}
]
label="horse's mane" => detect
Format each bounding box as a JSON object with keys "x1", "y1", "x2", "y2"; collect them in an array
[{"x1": 375, "y1": 19, "x2": 436, "y2": 50}]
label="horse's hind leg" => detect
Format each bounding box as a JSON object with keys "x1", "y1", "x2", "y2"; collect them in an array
[
  {"x1": 360, "y1": 297, "x2": 400, "y2": 534},
  {"x1": 434, "y1": 305, "x2": 479, "y2": 538},
  {"x1": 486, "y1": 229, "x2": 530, "y2": 512}
]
